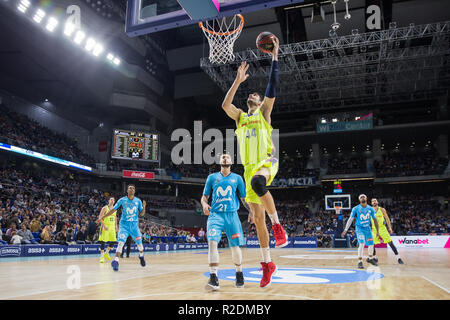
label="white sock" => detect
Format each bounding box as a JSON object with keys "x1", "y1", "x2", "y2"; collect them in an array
[
  {"x1": 268, "y1": 211, "x2": 280, "y2": 224},
  {"x1": 209, "y1": 266, "x2": 218, "y2": 275},
  {"x1": 114, "y1": 257, "x2": 119, "y2": 262},
  {"x1": 358, "y1": 244, "x2": 364, "y2": 259},
  {"x1": 139, "y1": 252, "x2": 144, "y2": 257},
  {"x1": 231, "y1": 246, "x2": 242, "y2": 270},
  {"x1": 260, "y1": 247, "x2": 271, "y2": 263}
]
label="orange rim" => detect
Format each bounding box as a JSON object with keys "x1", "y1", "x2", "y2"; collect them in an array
[{"x1": 199, "y1": 14, "x2": 245, "y2": 36}]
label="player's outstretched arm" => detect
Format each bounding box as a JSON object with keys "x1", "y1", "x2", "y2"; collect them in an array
[
  {"x1": 98, "y1": 208, "x2": 116, "y2": 223},
  {"x1": 373, "y1": 219, "x2": 380, "y2": 238},
  {"x1": 381, "y1": 207, "x2": 393, "y2": 233},
  {"x1": 341, "y1": 216, "x2": 354, "y2": 238},
  {"x1": 260, "y1": 36, "x2": 279, "y2": 124},
  {"x1": 222, "y1": 62, "x2": 247, "y2": 125}
]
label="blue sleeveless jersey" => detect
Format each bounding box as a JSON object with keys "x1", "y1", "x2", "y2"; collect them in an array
[
  {"x1": 114, "y1": 196, "x2": 143, "y2": 224},
  {"x1": 350, "y1": 204, "x2": 376, "y2": 229},
  {"x1": 203, "y1": 172, "x2": 246, "y2": 214}
]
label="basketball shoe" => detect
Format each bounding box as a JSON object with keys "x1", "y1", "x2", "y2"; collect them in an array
[
  {"x1": 358, "y1": 261, "x2": 364, "y2": 269},
  {"x1": 104, "y1": 252, "x2": 111, "y2": 261},
  {"x1": 260, "y1": 261, "x2": 277, "y2": 288},
  {"x1": 139, "y1": 256, "x2": 146, "y2": 267},
  {"x1": 235, "y1": 271, "x2": 244, "y2": 288},
  {"x1": 205, "y1": 273, "x2": 220, "y2": 291},
  {"x1": 99, "y1": 256, "x2": 105, "y2": 263},
  {"x1": 367, "y1": 257, "x2": 378, "y2": 266},
  {"x1": 272, "y1": 224, "x2": 288, "y2": 248},
  {"x1": 111, "y1": 260, "x2": 119, "y2": 271}
]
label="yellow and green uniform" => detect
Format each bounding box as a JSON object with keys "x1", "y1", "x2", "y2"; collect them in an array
[
  {"x1": 98, "y1": 205, "x2": 117, "y2": 242},
  {"x1": 235, "y1": 109, "x2": 278, "y2": 204},
  {"x1": 371, "y1": 207, "x2": 392, "y2": 244}
]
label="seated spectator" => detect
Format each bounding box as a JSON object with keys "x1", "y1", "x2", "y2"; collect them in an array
[
  {"x1": 55, "y1": 226, "x2": 69, "y2": 245},
  {"x1": 17, "y1": 224, "x2": 36, "y2": 244},
  {"x1": 143, "y1": 229, "x2": 151, "y2": 244},
  {"x1": 10, "y1": 231, "x2": 22, "y2": 244},
  {"x1": 40, "y1": 225, "x2": 53, "y2": 244},
  {"x1": 75, "y1": 225, "x2": 89, "y2": 244},
  {"x1": 30, "y1": 217, "x2": 41, "y2": 233},
  {"x1": 0, "y1": 228, "x2": 7, "y2": 245},
  {"x1": 5, "y1": 222, "x2": 18, "y2": 243}
]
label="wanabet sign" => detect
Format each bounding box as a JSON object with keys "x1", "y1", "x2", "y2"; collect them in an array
[
  {"x1": 391, "y1": 236, "x2": 450, "y2": 248},
  {"x1": 122, "y1": 170, "x2": 155, "y2": 180}
]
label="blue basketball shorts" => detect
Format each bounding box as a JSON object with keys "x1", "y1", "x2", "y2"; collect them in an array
[
  {"x1": 117, "y1": 222, "x2": 142, "y2": 245},
  {"x1": 355, "y1": 226, "x2": 374, "y2": 246},
  {"x1": 207, "y1": 211, "x2": 244, "y2": 247}
]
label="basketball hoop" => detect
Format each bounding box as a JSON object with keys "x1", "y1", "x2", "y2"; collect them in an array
[{"x1": 199, "y1": 14, "x2": 245, "y2": 65}]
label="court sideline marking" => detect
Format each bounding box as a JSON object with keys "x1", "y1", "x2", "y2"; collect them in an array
[
  {"x1": 421, "y1": 276, "x2": 450, "y2": 294},
  {"x1": 117, "y1": 291, "x2": 318, "y2": 300}
]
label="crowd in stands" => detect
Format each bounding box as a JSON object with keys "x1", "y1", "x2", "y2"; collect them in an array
[
  {"x1": 245, "y1": 200, "x2": 335, "y2": 247},
  {"x1": 384, "y1": 196, "x2": 449, "y2": 235},
  {"x1": 327, "y1": 155, "x2": 367, "y2": 175},
  {"x1": 374, "y1": 149, "x2": 448, "y2": 177},
  {"x1": 0, "y1": 160, "x2": 202, "y2": 245},
  {"x1": 278, "y1": 156, "x2": 320, "y2": 178},
  {"x1": 0, "y1": 103, "x2": 96, "y2": 167}
]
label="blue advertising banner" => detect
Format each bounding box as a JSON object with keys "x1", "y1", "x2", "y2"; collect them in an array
[
  {"x1": 317, "y1": 119, "x2": 373, "y2": 133},
  {"x1": 292, "y1": 237, "x2": 318, "y2": 248},
  {"x1": 0, "y1": 242, "x2": 209, "y2": 258},
  {"x1": 246, "y1": 237, "x2": 317, "y2": 248}
]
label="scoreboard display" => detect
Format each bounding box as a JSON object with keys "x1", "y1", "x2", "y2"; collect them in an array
[
  {"x1": 333, "y1": 179, "x2": 343, "y2": 194},
  {"x1": 112, "y1": 129, "x2": 159, "y2": 162}
]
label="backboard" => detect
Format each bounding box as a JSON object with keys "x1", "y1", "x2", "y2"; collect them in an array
[
  {"x1": 325, "y1": 194, "x2": 351, "y2": 211},
  {"x1": 125, "y1": 0, "x2": 306, "y2": 36}
]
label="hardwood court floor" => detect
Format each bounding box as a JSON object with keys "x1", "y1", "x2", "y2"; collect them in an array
[{"x1": 0, "y1": 248, "x2": 449, "y2": 300}]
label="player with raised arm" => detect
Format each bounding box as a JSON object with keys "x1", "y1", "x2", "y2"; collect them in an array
[
  {"x1": 97, "y1": 184, "x2": 146, "y2": 271},
  {"x1": 201, "y1": 153, "x2": 251, "y2": 291},
  {"x1": 371, "y1": 198, "x2": 404, "y2": 265},
  {"x1": 221, "y1": 36, "x2": 288, "y2": 288},
  {"x1": 342, "y1": 194, "x2": 380, "y2": 269},
  {"x1": 98, "y1": 197, "x2": 118, "y2": 263}
]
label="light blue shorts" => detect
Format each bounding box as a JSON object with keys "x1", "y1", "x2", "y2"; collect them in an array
[
  {"x1": 356, "y1": 226, "x2": 374, "y2": 246},
  {"x1": 117, "y1": 222, "x2": 142, "y2": 245},
  {"x1": 207, "y1": 211, "x2": 244, "y2": 247}
]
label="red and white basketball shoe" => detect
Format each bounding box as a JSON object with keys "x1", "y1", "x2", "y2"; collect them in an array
[
  {"x1": 272, "y1": 223, "x2": 288, "y2": 248},
  {"x1": 260, "y1": 261, "x2": 277, "y2": 288}
]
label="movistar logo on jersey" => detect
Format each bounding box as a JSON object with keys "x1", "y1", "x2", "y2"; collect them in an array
[
  {"x1": 360, "y1": 213, "x2": 370, "y2": 220},
  {"x1": 126, "y1": 207, "x2": 137, "y2": 215},
  {"x1": 216, "y1": 186, "x2": 232, "y2": 197}
]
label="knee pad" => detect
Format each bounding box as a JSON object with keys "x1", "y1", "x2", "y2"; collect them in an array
[{"x1": 251, "y1": 175, "x2": 268, "y2": 197}]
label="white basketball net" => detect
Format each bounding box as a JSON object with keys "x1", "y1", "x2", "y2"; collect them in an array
[{"x1": 199, "y1": 14, "x2": 244, "y2": 65}]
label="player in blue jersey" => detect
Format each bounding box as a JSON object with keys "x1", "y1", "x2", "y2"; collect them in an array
[
  {"x1": 97, "y1": 184, "x2": 146, "y2": 271},
  {"x1": 201, "y1": 153, "x2": 252, "y2": 291},
  {"x1": 342, "y1": 194, "x2": 380, "y2": 269}
]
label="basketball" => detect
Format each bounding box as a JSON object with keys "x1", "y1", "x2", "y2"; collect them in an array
[{"x1": 256, "y1": 31, "x2": 277, "y2": 53}]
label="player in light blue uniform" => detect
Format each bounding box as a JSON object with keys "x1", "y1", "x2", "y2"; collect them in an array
[
  {"x1": 342, "y1": 194, "x2": 380, "y2": 269},
  {"x1": 201, "y1": 153, "x2": 252, "y2": 291},
  {"x1": 98, "y1": 184, "x2": 146, "y2": 271}
]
